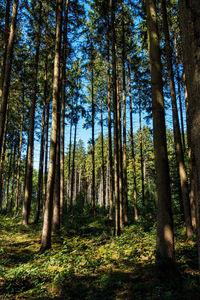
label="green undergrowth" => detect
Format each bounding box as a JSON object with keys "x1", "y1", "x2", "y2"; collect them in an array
[{"x1": 0, "y1": 211, "x2": 199, "y2": 299}]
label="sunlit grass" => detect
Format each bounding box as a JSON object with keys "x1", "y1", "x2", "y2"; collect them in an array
[{"x1": 0, "y1": 212, "x2": 199, "y2": 299}]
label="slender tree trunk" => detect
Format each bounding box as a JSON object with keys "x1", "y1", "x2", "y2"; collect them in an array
[
  {"x1": 53, "y1": 84, "x2": 61, "y2": 231},
  {"x1": 10, "y1": 142, "x2": 17, "y2": 214},
  {"x1": 91, "y1": 54, "x2": 95, "y2": 216},
  {"x1": 111, "y1": 0, "x2": 120, "y2": 236},
  {"x1": 139, "y1": 101, "x2": 145, "y2": 206},
  {"x1": 71, "y1": 122, "x2": 77, "y2": 207},
  {"x1": 174, "y1": 37, "x2": 185, "y2": 152},
  {"x1": 0, "y1": 0, "x2": 19, "y2": 156},
  {"x1": 161, "y1": 0, "x2": 193, "y2": 237},
  {"x1": 117, "y1": 73, "x2": 123, "y2": 227},
  {"x1": 146, "y1": 0, "x2": 174, "y2": 262},
  {"x1": 6, "y1": 147, "x2": 13, "y2": 213},
  {"x1": 41, "y1": 0, "x2": 63, "y2": 251},
  {"x1": 122, "y1": 1, "x2": 128, "y2": 224},
  {"x1": 23, "y1": 3, "x2": 42, "y2": 225},
  {"x1": 35, "y1": 81, "x2": 47, "y2": 223},
  {"x1": 128, "y1": 60, "x2": 138, "y2": 221},
  {"x1": 107, "y1": 32, "x2": 114, "y2": 221},
  {"x1": 15, "y1": 105, "x2": 24, "y2": 215},
  {"x1": 68, "y1": 98, "x2": 73, "y2": 210},
  {"x1": 0, "y1": 104, "x2": 8, "y2": 212},
  {"x1": 0, "y1": 0, "x2": 12, "y2": 99},
  {"x1": 100, "y1": 100, "x2": 105, "y2": 211},
  {"x1": 44, "y1": 102, "x2": 50, "y2": 208},
  {"x1": 60, "y1": 0, "x2": 69, "y2": 223}
]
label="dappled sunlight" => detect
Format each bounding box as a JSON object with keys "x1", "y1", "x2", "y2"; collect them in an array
[{"x1": 0, "y1": 215, "x2": 199, "y2": 298}]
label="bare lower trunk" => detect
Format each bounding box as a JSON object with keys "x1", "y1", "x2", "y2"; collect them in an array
[
  {"x1": 15, "y1": 105, "x2": 24, "y2": 215},
  {"x1": 128, "y1": 60, "x2": 138, "y2": 221},
  {"x1": 44, "y1": 102, "x2": 50, "y2": 208},
  {"x1": 146, "y1": 0, "x2": 174, "y2": 262},
  {"x1": 107, "y1": 34, "x2": 114, "y2": 220},
  {"x1": 60, "y1": 0, "x2": 69, "y2": 223},
  {"x1": 0, "y1": 104, "x2": 8, "y2": 212},
  {"x1": 41, "y1": 0, "x2": 63, "y2": 251},
  {"x1": 178, "y1": 0, "x2": 200, "y2": 270},
  {"x1": 111, "y1": 0, "x2": 120, "y2": 236},
  {"x1": 23, "y1": 4, "x2": 42, "y2": 225},
  {"x1": 122, "y1": 3, "x2": 128, "y2": 223},
  {"x1": 162, "y1": 0, "x2": 193, "y2": 237},
  {"x1": 71, "y1": 122, "x2": 77, "y2": 207},
  {"x1": 35, "y1": 90, "x2": 46, "y2": 223},
  {"x1": 91, "y1": 58, "x2": 95, "y2": 216},
  {"x1": 139, "y1": 102, "x2": 145, "y2": 206}
]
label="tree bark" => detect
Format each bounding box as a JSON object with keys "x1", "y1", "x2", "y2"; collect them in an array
[
  {"x1": 44, "y1": 102, "x2": 50, "y2": 209},
  {"x1": 34, "y1": 73, "x2": 47, "y2": 223},
  {"x1": 146, "y1": 0, "x2": 174, "y2": 262},
  {"x1": 128, "y1": 60, "x2": 138, "y2": 221},
  {"x1": 0, "y1": 0, "x2": 12, "y2": 99},
  {"x1": 41, "y1": 0, "x2": 63, "y2": 251},
  {"x1": 111, "y1": 0, "x2": 120, "y2": 236},
  {"x1": 60, "y1": 0, "x2": 69, "y2": 223},
  {"x1": 23, "y1": 2, "x2": 42, "y2": 225},
  {"x1": 100, "y1": 100, "x2": 105, "y2": 211},
  {"x1": 139, "y1": 100, "x2": 145, "y2": 206},
  {"x1": 15, "y1": 103, "x2": 24, "y2": 215},
  {"x1": 161, "y1": 0, "x2": 193, "y2": 237},
  {"x1": 107, "y1": 32, "x2": 114, "y2": 221},
  {"x1": 0, "y1": 0, "x2": 19, "y2": 157},
  {"x1": 122, "y1": 1, "x2": 128, "y2": 224},
  {"x1": 91, "y1": 52, "x2": 95, "y2": 216},
  {"x1": 178, "y1": 0, "x2": 200, "y2": 270},
  {"x1": 71, "y1": 122, "x2": 77, "y2": 207}
]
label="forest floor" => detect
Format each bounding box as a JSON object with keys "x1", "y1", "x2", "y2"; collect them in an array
[{"x1": 0, "y1": 209, "x2": 199, "y2": 299}]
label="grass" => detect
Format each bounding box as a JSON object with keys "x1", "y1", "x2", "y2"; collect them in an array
[{"x1": 0, "y1": 209, "x2": 199, "y2": 299}]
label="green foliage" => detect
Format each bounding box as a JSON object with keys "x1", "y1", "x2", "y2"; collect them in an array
[{"x1": 0, "y1": 215, "x2": 199, "y2": 299}]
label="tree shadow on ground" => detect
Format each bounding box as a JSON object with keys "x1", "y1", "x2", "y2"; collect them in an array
[{"x1": 54, "y1": 263, "x2": 200, "y2": 300}]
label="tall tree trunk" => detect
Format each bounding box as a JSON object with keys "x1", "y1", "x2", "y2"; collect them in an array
[
  {"x1": 60, "y1": 0, "x2": 69, "y2": 223},
  {"x1": 6, "y1": 147, "x2": 14, "y2": 213},
  {"x1": 10, "y1": 141, "x2": 17, "y2": 214},
  {"x1": 35, "y1": 74, "x2": 47, "y2": 223},
  {"x1": 161, "y1": 0, "x2": 193, "y2": 237},
  {"x1": 0, "y1": 0, "x2": 19, "y2": 156},
  {"x1": 68, "y1": 98, "x2": 73, "y2": 210},
  {"x1": 139, "y1": 99, "x2": 145, "y2": 206},
  {"x1": 91, "y1": 53, "x2": 95, "y2": 216},
  {"x1": 100, "y1": 100, "x2": 105, "y2": 210},
  {"x1": 183, "y1": 74, "x2": 196, "y2": 227},
  {"x1": 107, "y1": 32, "x2": 114, "y2": 221},
  {"x1": 15, "y1": 104, "x2": 24, "y2": 215},
  {"x1": 53, "y1": 84, "x2": 61, "y2": 231},
  {"x1": 128, "y1": 60, "x2": 138, "y2": 221},
  {"x1": 44, "y1": 102, "x2": 50, "y2": 208},
  {"x1": 0, "y1": 0, "x2": 12, "y2": 99},
  {"x1": 117, "y1": 73, "x2": 123, "y2": 227},
  {"x1": 174, "y1": 37, "x2": 185, "y2": 152},
  {"x1": 111, "y1": 0, "x2": 120, "y2": 236},
  {"x1": 40, "y1": 0, "x2": 63, "y2": 251},
  {"x1": 23, "y1": 3, "x2": 42, "y2": 225},
  {"x1": 178, "y1": 0, "x2": 200, "y2": 269},
  {"x1": 0, "y1": 104, "x2": 8, "y2": 212},
  {"x1": 122, "y1": 1, "x2": 128, "y2": 224},
  {"x1": 146, "y1": 0, "x2": 174, "y2": 262},
  {"x1": 71, "y1": 122, "x2": 77, "y2": 207}
]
